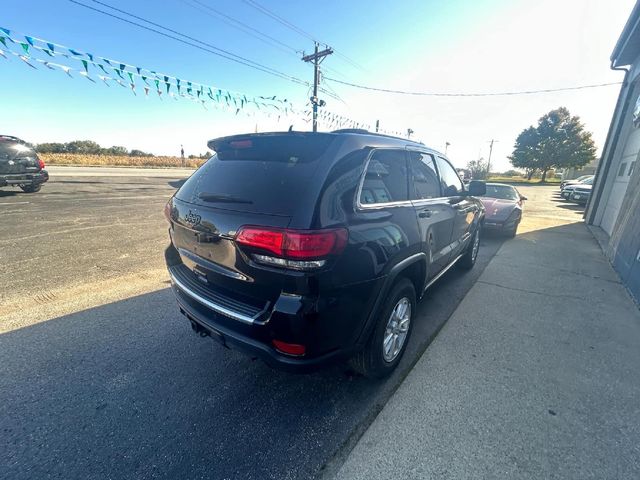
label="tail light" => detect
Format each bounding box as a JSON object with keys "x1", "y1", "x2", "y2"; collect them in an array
[
  {"x1": 235, "y1": 226, "x2": 348, "y2": 270},
  {"x1": 272, "y1": 339, "x2": 306, "y2": 356},
  {"x1": 37, "y1": 157, "x2": 45, "y2": 169}
]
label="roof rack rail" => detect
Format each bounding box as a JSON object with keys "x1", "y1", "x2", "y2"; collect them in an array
[{"x1": 331, "y1": 128, "x2": 423, "y2": 144}]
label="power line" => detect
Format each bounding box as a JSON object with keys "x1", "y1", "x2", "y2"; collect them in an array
[
  {"x1": 241, "y1": 0, "x2": 365, "y2": 71},
  {"x1": 243, "y1": 0, "x2": 316, "y2": 41},
  {"x1": 69, "y1": 0, "x2": 309, "y2": 86},
  {"x1": 178, "y1": 0, "x2": 301, "y2": 56},
  {"x1": 323, "y1": 77, "x2": 623, "y2": 97}
]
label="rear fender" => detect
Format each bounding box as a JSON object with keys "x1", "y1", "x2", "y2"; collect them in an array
[{"x1": 354, "y1": 252, "x2": 427, "y2": 348}]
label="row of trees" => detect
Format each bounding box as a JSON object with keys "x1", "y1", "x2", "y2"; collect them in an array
[{"x1": 36, "y1": 140, "x2": 154, "y2": 157}]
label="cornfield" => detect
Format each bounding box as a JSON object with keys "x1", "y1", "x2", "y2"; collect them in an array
[{"x1": 41, "y1": 153, "x2": 206, "y2": 169}]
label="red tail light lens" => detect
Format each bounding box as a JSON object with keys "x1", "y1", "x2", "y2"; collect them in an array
[
  {"x1": 272, "y1": 340, "x2": 306, "y2": 356},
  {"x1": 37, "y1": 157, "x2": 45, "y2": 169},
  {"x1": 236, "y1": 227, "x2": 347, "y2": 259}
]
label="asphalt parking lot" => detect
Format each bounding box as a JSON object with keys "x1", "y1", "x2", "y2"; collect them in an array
[{"x1": 0, "y1": 173, "x2": 563, "y2": 479}]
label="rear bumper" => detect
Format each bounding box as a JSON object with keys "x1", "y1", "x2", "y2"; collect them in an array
[
  {"x1": 165, "y1": 246, "x2": 376, "y2": 373},
  {"x1": 0, "y1": 170, "x2": 49, "y2": 187},
  {"x1": 173, "y1": 288, "x2": 354, "y2": 373}
]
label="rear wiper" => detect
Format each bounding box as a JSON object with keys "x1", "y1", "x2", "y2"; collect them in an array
[{"x1": 198, "y1": 192, "x2": 253, "y2": 204}]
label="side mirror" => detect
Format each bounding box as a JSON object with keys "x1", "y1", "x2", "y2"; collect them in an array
[
  {"x1": 467, "y1": 180, "x2": 486, "y2": 196},
  {"x1": 520, "y1": 195, "x2": 528, "y2": 201}
]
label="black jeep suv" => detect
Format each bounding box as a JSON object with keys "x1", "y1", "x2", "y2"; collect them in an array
[
  {"x1": 0, "y1": 135, "x2": 48, "y2": 193},
  {"x1": 164, "y1": 130, "x2": 485, "y2": 378}
]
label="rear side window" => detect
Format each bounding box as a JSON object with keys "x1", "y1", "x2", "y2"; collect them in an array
[
  {"x1": 359, "y1": 149, "x2": 409, "y2": 205},
  {"x1": 435, "y1": 156, "x2": 464, "y2": 196},
  {"x1": 409, "y1": 152, "x2": 440, "y2": 199},
  {"x1": 175, "y1": 134, "x2": 335, "y2": 216}
]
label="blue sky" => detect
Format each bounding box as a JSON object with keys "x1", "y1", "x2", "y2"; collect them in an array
[{"x1": 0, "y1": 0, "x2": 635, "y2": 169}]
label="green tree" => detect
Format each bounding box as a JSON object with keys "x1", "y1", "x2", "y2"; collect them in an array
[
  {"x1": 66, "y1": 140, "x2": 102, "y2": 154},
  {"x1": 36, "y1": 142, "x2": 66, "y2": 153},
  {"x1": 103, "y1": 145, "x2": 129, "y2": 156},
  {"x1": 466, "y1": 158, "x2": 488, "y2": 179},
  {"x1": 509, "y1": 107, "x2": 597, "y2": 182}
]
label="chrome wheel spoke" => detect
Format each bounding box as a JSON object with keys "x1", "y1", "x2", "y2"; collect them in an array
[{"x1": 382, "y1": 296, "x2": 412, "y2": 363}]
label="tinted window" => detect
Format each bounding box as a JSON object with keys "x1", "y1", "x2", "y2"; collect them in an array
[
  {"x1": 409, "y1": 152, "x2": 440, "y2": 199},
  {"x1": 360, "y1": 149, "x2": 409, "y2": 205},
  {"x1": 435, "y1": 157, "x2": 464, "y2": 196},
  {"x1": 175, "y1": 134, "x2": 335, "y2": 216}
]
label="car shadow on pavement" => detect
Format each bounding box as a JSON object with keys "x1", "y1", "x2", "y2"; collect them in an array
[
  {"x1": 0, "y1": 189, "x2": 20, "y2": 197},
  {"x1": 0, "y1": 235, "x2": 505, "y2": 480},
  {"x1": 0, "y1": 289, "x2": 393, "y2": 480}
]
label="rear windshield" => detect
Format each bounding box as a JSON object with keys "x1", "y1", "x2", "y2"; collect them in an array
[
  {"x1": 175, "y1": 134, "x2": 335, "y2": 216},
  {"x1": 0, "y1": 140, "x2": 35, "y2": 159}
]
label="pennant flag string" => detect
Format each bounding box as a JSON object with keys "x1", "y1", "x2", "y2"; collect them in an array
[{"x1": 0, "y1": 25, "x2": 385, "y2": 134}]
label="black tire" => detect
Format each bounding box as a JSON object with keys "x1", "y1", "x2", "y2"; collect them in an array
[
  {"x1": 349, "y1": 278, "x2": 416, "y2": 379},
  {"x1": 459, "y1": 227, "x2": 480, "y2": 270},
  {"x1": 505, "y1": 223, "x2": 519, "y2": 238},
  {"x1": 20, "y1": 184, "x2": 41, "y2": 193}
]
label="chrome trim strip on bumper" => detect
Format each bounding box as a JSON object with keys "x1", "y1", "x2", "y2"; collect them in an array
[{"x1": 169, "y1": 271, "x2": 257, "y2": 325}]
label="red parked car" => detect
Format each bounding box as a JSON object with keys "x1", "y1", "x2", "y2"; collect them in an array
[{"x1": 479, "y1": 183, "x2": 526, "y2": 237}]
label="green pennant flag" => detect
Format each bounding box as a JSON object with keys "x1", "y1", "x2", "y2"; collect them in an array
[
  {"x1": 141, "y1": 75, "x2": 148, "y2": 85},
  {"x1": 154, "y1": 79, "x2": 160, "y2": 90},
  {"x1": 0, "y1": 37, "x2": 6, "y2": 47},
  {"x1": 187, "y1": 81, "x2": 193, "y2": 95},
  {"x1": 127, "y1": 71, "x2": 134, "y2": 84},
  {"x1": 114, "y1": 68, "x2": 124, "y2": 79},
  {"x1": 20, "y1": 42, "x2": 29, "y2": 54},
  {"x1": 98, "y1": 64, "x2": 109, "y2": 75},
  {"x1": 81, "y1": 59, "x2": 88, "y2": 73},
  {"x1": 208, "y1": 88, "x2": 214, "y2": 100},
  {"x1": 176, "y1": 78, "x2": 181, "y2": 93}
]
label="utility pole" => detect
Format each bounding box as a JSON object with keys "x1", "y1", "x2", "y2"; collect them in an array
[
  {"x1": 487, "y1": 139, "x2": 498, "y2": 178},
  {"x1": 375, "y1": 120, "x2": 379, "y2": 132},
  {"x1": 407, "y1": 128, "x2": 414, "y2": 139},
  {"x1": 302, "y1": 43, "x2": 333, "y2": 132},
  {"x1": 445, "y1": 142, "x2": 450, "y2": 155}
]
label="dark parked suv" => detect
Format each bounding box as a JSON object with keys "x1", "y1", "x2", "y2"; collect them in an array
[
  {"x1": 0, "y1": 135, "x2": 48, "y2": 192},
  {"x1": 164, "y1": 130, "x2": 485, "y2": 378}
]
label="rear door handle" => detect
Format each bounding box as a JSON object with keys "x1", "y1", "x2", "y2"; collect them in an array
[{"x1": 418, "y1": 208, "x2": 432, "y2": 218}]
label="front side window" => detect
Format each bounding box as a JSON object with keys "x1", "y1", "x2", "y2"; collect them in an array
[
  {"x1": 435, "y1": 157, "x2": 464, "y2": 196},
  {"x1": 360, "y1": 149, "x2": 409, "y2": 205},
  {"x1": 409, "y1": 152, "x2": 441, "y2": 199}
]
